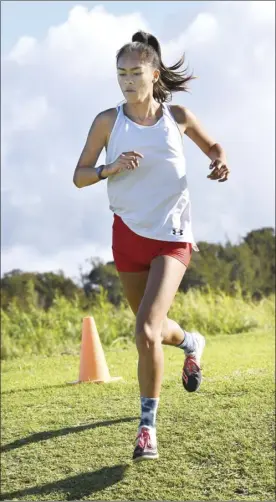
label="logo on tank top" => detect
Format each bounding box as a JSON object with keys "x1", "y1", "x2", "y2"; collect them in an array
[{"x1": 172, "y1": 228, "x2": 184, "y2": 236}]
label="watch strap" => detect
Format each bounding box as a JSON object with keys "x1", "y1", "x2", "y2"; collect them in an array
[{"x1": 96, "y1": 165, "x2": 107, "y2": 180}]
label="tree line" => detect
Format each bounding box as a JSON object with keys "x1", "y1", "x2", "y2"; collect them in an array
[{"x1": 1, "y1": 227, "x2": 275, "y2": 311}]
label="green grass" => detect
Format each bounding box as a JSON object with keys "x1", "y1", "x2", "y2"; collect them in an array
[{"x1": 1, "y1": 330, "x2": 275, "y2": 501}]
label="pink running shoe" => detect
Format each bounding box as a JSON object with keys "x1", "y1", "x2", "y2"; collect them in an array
[{"x1": 132, "y1": 427, "x2": 159, "y2": 462}]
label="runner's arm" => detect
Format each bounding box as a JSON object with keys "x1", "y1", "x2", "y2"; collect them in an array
[
  {"x1": 73, "y1": 112, "x2": 109, "y2": 188},
  {"x1": 183, "y1": 107, "x2": 227, "y2": 162}
]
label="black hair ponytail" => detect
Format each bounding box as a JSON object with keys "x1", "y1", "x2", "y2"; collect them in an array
[{"x1": 116, "y1": 30, "x2": 196, "y2": 102}]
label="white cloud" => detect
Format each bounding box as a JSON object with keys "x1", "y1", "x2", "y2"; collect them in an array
[
  {"x1": 9, "y1": 95, "x2": 51, "y2": 132},
  {"x1": 184, "y1": 12, "x2": 219, "y2": 46},
  {"x1": 1, "y1": 1, "x2": 275, "y2": 281},
  {"x1": 8, "y1": 35, "x2": 38, "y2": 65}
]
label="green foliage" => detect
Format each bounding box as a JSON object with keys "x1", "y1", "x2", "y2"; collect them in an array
[
  {"x1": 1, "y1": 226, "x2": 275, "y2": 360},
  {"x1": 1, "y1": 269, "x2": 82, "y2": 311},
  {"x1": 1, "y1": 281, "x2": 274, "y2": 360},
  {"x1": 1, "y1": 293, "x2": 82, "y2": 360},
  {"x1": 169, "y1": 286, "x2": 274, "y2": 335}
]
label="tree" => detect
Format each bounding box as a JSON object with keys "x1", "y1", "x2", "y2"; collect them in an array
[{"x1": 1, "y1": 270, "x2": 82, "y2": 311}]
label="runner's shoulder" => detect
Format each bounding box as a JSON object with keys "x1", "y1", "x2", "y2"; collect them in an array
[
  {"x1": 169, "y1": 104, "x2": 190, "y2": 126},
  {"x1": 96, "y1": 108, "x2": 117, "y2": 124},
  {"x1": 93, "y1": 108, "x2": 118, "y2": 134}
]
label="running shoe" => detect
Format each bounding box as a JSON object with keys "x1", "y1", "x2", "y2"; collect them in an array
[
  {"x1": 182, "y1": 332, "x2": 205, "y2": 392},
  {"x1": 132, "y1": 426, "x2": 159, "y2": 462}
]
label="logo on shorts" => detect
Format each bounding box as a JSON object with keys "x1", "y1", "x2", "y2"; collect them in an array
[{"x1": 172, "y1": 228, "x2": 184, "y2": 236}]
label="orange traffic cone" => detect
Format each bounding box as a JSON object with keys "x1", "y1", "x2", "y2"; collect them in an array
[{"x1": 70, "y1": 316, "x2": 122, "y2": 384}]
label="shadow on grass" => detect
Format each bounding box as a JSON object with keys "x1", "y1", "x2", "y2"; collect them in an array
[
  {"x1": 1, "y1": 417, "x2": 138, "y2": 453},
  {"x1": 0, "y1": 464, "x2": 128, "y2": 501}
]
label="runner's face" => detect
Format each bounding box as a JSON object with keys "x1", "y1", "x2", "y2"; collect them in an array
[{"x1": 117, "y1": 53, "x2": 158, "y2": 102}]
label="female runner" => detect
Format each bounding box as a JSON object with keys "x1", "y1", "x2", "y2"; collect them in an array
[{"x1": 73, "y1": 30, "x2": 230, "y2": 462}]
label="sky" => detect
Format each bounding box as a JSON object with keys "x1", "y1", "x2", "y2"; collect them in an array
[{"x1": 1, "y1": 1, "x2": 275, "y2": 284}]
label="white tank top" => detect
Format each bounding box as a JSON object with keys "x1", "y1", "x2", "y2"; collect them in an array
[{"x1": 106, "y1": 102, "x2": 198, "y2": 250}]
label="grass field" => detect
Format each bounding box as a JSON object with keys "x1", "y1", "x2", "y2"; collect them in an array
[{"x1": 1, "y1": 329, "x2": 275, "y2": 501}]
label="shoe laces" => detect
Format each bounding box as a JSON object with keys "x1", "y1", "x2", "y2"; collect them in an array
[
  {"x1": 184, "y1": 355, "x2": 200, "y2": 375},
  {"x1": 136, "y1": 428, "x2": 152, "y2": 449}
]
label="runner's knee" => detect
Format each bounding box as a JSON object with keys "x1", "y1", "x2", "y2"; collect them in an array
[{"x1": 135, "y1": 317, "x2": 162, "y2": 348}]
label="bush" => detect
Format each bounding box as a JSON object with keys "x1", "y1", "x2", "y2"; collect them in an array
[
  {"x1": 1, "y1": 285, "x2": 274, "y2": 360},
  {"x1": 168, "y1": 286, "x2": 274, "y2": 335}
]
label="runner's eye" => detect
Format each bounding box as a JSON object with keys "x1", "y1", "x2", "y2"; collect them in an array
[{"x1": 118, "y1": 72, "x2": 142, "y2": 76}]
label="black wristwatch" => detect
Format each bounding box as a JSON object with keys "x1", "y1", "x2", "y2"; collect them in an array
[{"x1": 96, "y1": 165, "x2": 107, "y2": 180}]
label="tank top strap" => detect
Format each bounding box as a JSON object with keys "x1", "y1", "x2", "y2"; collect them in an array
[
  {"x1": 116, "y1": 100, "x2": 126, "y2": 113},
  {"x1": 162, "y1": 103, "x2": 183, "y2": 141},
  {"x1": 162, "y1": 102, "x2": 175, "y2": 121},
  {"x1": 161, "y1": 102, "x2": 169, "y2": 115}
]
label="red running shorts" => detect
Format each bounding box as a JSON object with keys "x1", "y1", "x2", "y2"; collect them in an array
[{"x1": 112, "y1": 213, "x2": 193, "y2": 273}]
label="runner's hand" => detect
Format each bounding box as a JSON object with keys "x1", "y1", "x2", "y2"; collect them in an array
[
  {"x1": 105, "y1": 151, "x2": 144, "y2": 176},
  {"x1": 207, "y1": 159, "x2": 230, "y2": 183}
]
